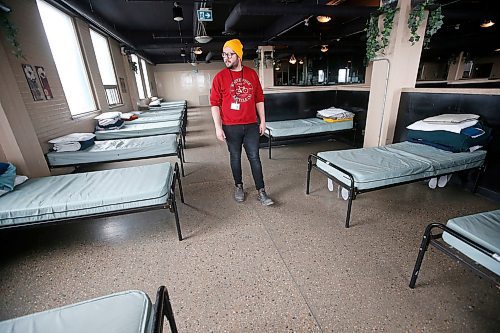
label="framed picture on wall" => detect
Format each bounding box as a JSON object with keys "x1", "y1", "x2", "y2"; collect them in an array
[
  {"x1": 22, "y1": 64, "x2": 44, "y2": 101},
  {"x1": 119, "y1": 77, "x2": 127, "y2": 93},
  {"x1": 35, "y1": 66, "x2": 53, "y2": 100}
]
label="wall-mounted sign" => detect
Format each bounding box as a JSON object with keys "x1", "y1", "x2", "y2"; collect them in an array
[{"x1": 197, "y1": 9, "x2": 213, "y2": 22}]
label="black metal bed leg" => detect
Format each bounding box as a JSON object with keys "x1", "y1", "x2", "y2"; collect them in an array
[
  {"x1": 268, "y1": 135, "x2": 272, "y2": 159},
  {"x1": 345, "y1": 193, "x2": 353, "y2": 228},
  {"x1": 409, "y1": 224, "x2": 434, "y2": 288},
  {"x1": 306, "y1": 156, "x2": 312, "y2": 194},
  {"x1": 176, "y1": 168, "x2": 184, "y2": 203},
  {"x1": 472, "y1": 166, "x2": 484, "y2": 193},
  {"x1": 153, "y1": 286, "x2": 178, "y2": 333},
  {"x1": 177, "y1": 144, "x2": 185, "y2": 177},
  {"x1": 172, "y1": 194, "x2": 183, "y2": 241}
]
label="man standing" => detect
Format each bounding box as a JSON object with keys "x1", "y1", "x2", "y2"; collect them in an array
[{"x1": 210, "y1": 39, "x2": 274, "y2": 206}]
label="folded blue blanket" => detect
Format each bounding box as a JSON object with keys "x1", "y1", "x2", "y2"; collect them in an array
[
  {"x1": 0, "y1": 162, "x2": 9, "y2": 175},
  {"x1": 0, "y1": 163, "x2": 16, "y2": 192}
]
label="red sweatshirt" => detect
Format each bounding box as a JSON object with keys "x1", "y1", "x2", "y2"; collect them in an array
[{"x1": 210, "y1": 66, "x2": 265, "y2": 125}]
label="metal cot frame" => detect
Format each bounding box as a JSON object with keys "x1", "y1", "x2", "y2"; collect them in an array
[
  {"x1": 153, "y1": 286, "x2": 178, "y2": 333},
  {"x1": 264, "y1": 125, "x2": 356, "y2": 159},
  {"x1": 409, "y1": 223, "x2": 500, "y2": 289},
  {"x1": 306, "y1": 153, "x2": 485, "y2": 228},
  {"x1": 47, "y1": 136, "x2": 186, "y2": 177},
  {"x1": 0, "y1": 163, "x2": 186, "y2": 241}
]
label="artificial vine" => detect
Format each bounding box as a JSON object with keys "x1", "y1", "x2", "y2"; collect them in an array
[
  {"x1": 0, "y1": 11, "x2": 25, "y2": 59},
  {"x1": 365, "y1": 4, "x2": 399, "y2": 62},
  {"x1": 407, "y1": 0, "x2": 443, "y2": 48},
  {"x1": 128, "y1": 56, "x2": 138, "y2": 73}
]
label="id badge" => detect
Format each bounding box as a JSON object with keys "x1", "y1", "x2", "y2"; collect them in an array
[{"x1": 230, "y1": 102, "x2": 240, "y2": 111}]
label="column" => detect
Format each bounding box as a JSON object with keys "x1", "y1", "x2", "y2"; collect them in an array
[
  {"x1": 363, "y1": 0, "x2": 428, "y2": 147},
  {"x1": 258, "y1": 46, "x2": 274, "y2": 88}
]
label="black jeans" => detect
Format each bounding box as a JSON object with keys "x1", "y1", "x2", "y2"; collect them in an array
[{"x1": 222, "y1": 123, "x2": 265, "y2": 190}]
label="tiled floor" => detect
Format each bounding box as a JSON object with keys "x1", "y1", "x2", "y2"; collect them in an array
[{"x1": 0, "y1": 107, "x2": 499, "y2": 332}]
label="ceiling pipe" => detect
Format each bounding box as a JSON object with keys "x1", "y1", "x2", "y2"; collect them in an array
[
  {"x1": 224, "y1": 2, "x2": 377, "y2": 34},
  {"x1": 47, "y1": 0, "x2": 154, "y2": 64}
]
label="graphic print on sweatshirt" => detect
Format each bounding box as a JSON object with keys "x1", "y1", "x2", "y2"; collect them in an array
[{"x1": 230, "y1": 78, "x2": 254, "y2": 103}]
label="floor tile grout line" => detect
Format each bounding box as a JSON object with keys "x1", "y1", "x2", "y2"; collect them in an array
[{"x1": 258, "y1": 214, "x2": 324, "y2": 333}]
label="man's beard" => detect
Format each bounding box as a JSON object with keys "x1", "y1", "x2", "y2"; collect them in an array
[{"x1": 225, "y1": 61, "x2": 234, "y2": 69}]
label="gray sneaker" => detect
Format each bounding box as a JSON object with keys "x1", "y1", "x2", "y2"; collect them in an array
[
  {"x1": 234, "y1": 184, "x2": 245, "y2": 202},
  {"x1": 257, "y1": 188, "x2": 274, "y2": 206}
]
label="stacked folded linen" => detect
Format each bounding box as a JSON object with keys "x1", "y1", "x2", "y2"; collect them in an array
[
  {"x1": 49, "y1": 133, "x2": 96, "y2": 152},
  {"x1": 317, "y1": 107, "x2": 355, "y2": 122},
  {"x1": 120, "y1": 113, "x2": 139, "y2": 121},
  {"x1": 94, "y1": 112, "x2": 124, "y2": 130},
  {"x1": 406, "y1": 114, "x2": 491, "y2": 153}
]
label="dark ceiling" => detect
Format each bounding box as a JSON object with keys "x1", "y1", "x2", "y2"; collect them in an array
[{"x1": 51, "y1": 0, "x2": 499, "y2": 64}]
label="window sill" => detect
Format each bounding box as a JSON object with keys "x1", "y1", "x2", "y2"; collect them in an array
[
  {"x1": 71, "y1": 110, "x2": 99, "y2": 120},
  {"x1": 109, "y1": 104, "x2": 125, "y2": 109}
]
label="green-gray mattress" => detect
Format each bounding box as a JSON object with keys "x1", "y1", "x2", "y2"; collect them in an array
[
  {"x1": 47, "y1": 134, "x2": 178, "y2": 167},
  {"x1": 443, "y1": 210, "x2": 500, "y2": 275},
  {"x1": 131, "y1": 113, "x2": 183, "y2": 124},
  {"x1": 0, "y1": 290, "x2": 153, "y2": 333},
  {"x1": 317, "y1": 142, "x2": 486, "y2": 190},
  {"x1": 141, "y1": 107, "x2": 185, "y2": 116},
  {"x1": 266, "y1": 118, "x2": 353, "y2": 137},
  {"x1": 95, "y1": 120, "x2": 181, "y2": 140},
  {"x1": 0, "y1": 163, "x2": 173, "y2": 226}
]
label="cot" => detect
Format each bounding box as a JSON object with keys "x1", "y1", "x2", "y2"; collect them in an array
[
  {"x1": 0, "y1": 286, "x2": 178, "y2": 333},
  {"x1": 132, "y1": 113, "x2": 183, "y2": 124},
  {"x1": 264, "y1": 118, "x2": 354, "y2": 159},
  {"x1": 95, "y1": 120, "x2": 183, "y2": 143},
  {"x1": 409, "y1": 209, "x2": 500, "y2": 288},
  {"x1": 46, "y1": 134, "x2": 185, "y2": 176},
  {"x1": 306, "y1": 142, "x2": 487, "y2": 227},
  {"x1": 0, "y1": 162, "x2": 185, "y2": 241}
]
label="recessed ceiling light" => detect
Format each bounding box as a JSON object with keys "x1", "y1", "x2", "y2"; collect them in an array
[
  {"x1": 480, "y1": 19, "x2": 495, "y2": 28},
  {"x1": 316, "y1": 16, "x2": 331, "y2": 23}
]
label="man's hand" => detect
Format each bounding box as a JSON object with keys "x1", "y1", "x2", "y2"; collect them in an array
[
  {"x1": 259, "y1": 121, "x2": 266, "y2": 136},
  {"x1": 215, "y1": 127, "x2": 226, "y2": 142}
]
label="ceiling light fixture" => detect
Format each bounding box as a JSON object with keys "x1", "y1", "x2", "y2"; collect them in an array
[
  {"x1": 194, "y1": 47, "x2": 203, "y2": 55},
  {"x1": 495, "y1": 48, "x2": 500, "y2": 52},
  {"x1": 195, "y1": 21, "x2": 212, "y2": 43},
  {"x1": 173, "y1": 2, "x2": 183, "y2": 22},
  {"x1": 180, "y1": 48, "x2": 186, "y2": 57},
  {"x1": 316, "y1": 16, "x2": 331, "y2": 23},
  {"x1": 480, "y1": 19, "x2": 495, "y2": 28},
  {"x1": 289, "y1": 54, "x2": 297, "y2": 64},
  {"x1": 320, "y1": 45, "x2": 328, "y2": 53},
  {"x1": 299, "y1": 59, "x2": 304, "y2": 65}
]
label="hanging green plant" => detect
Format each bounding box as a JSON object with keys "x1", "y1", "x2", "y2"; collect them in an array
[
  {"x1": 365, "y1": 4, "x2": 399, "y2": 62},
  {"x1": 423, "y1": 5, "x2": 443, "y2": 48},
  {"x1": 0, "y1": 11, "x2": 25, "y2": 59},
  {"x1": 128, "y1": 57, "x2": 138, "y2": 73},
  {"x1": 407, "y1": 0, "x2": 444, "y2": 47}
]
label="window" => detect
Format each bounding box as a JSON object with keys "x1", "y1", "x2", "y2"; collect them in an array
[
  {"x1": 141, "y1": 59, "x2": 152, "y2": 98},
  {"x1": 90, "y1": 29, "x2": 122, "y2": 106},
  {"x1": 37, "y1": 0, "x2": 96, "y2": 115},
  {"x1": 131, "y1": 54, "x2": 145, "y2": 99},
  {"x1": 338, "y1": 68, "x2": 349, "y2": 83}
]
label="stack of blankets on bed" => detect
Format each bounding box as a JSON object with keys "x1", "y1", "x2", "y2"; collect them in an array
[
  {"x1": 406, "y1": 114, "x2": 491, "y2": 152},
  {"x1": 48, "y1": 133, "x2": 96, "y2": 152},
  {"x1": 95, "y1": 112, "x2": 124, "y2": 131},
  {"x1": 316, "y1": 107, "x2": 355, "y2": 123}
]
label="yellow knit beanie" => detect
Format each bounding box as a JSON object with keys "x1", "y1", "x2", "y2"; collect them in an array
[{"x1": 223, "y1": 39, "x2": 243, "y2": 59}]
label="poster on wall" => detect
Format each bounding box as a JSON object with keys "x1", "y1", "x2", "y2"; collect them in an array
[
  {"x1": 119, "y1": 77, "x2": 127, "y2": 93},
  {"x1": 22, "y1": 64, "x2": 44, "y2": 101},
  {"x1": 35, "y1": 66, "x2": 53, "y2": 100}
]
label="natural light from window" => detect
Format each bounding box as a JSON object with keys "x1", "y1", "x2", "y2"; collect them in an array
[
  {"x1": 37, "y1": 0, "x2": 96, "y2": 115},
  {"x1": 141, "y1": 59, "x2": 152, "y2": 98},
  {"x1": 131, "y1": 54, "x2": 145, "y2": 99},
  {"x1": 90, "y1": 29, "x2": 121, "y2": 106}
]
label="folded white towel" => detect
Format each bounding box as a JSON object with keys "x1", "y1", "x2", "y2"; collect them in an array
[
  {"x1": 49, "y1": 133, "x2": 95, "y2": 144},
  {"x1": 53, "y1": 142, "x2": 81, "y2": 152},
  {"x1": 423, "y1": 113, "x2": 479, "y2": 124},
  {"x1": 407, "y1": 119, "x2": 478, "y2": 134},
  {"x1": 94, "y1": 112, "x2": 122, "y2": 120},
  {"x1": 317, "y1": 107, "x2": 354, "y2": 119},
  {"x1": 98, "y1": 118, "x2": 120, "y2": 127}
]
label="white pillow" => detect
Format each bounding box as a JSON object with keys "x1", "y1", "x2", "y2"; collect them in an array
[
  {"x1": 423, "y1": 114, "x2": 479, "y2": 124},
  {"x1": 150, "y1": 96, "x2": 158, "y2": 101},
  {"x1": 137, "y1": 98, "x2": 151, "y2": 107},
  {"x1": 49, "y1": 133, "x2": 95, "y2": 144},
  {"x1": 407, "y1": 119, "x2": 478, "y2": 134},
  {"x1": 94, "y1": 112, "x2": 122, "y2": 120},
  {"x1": 149, "y1": 100, "x2": 161, "y2": 106}
]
